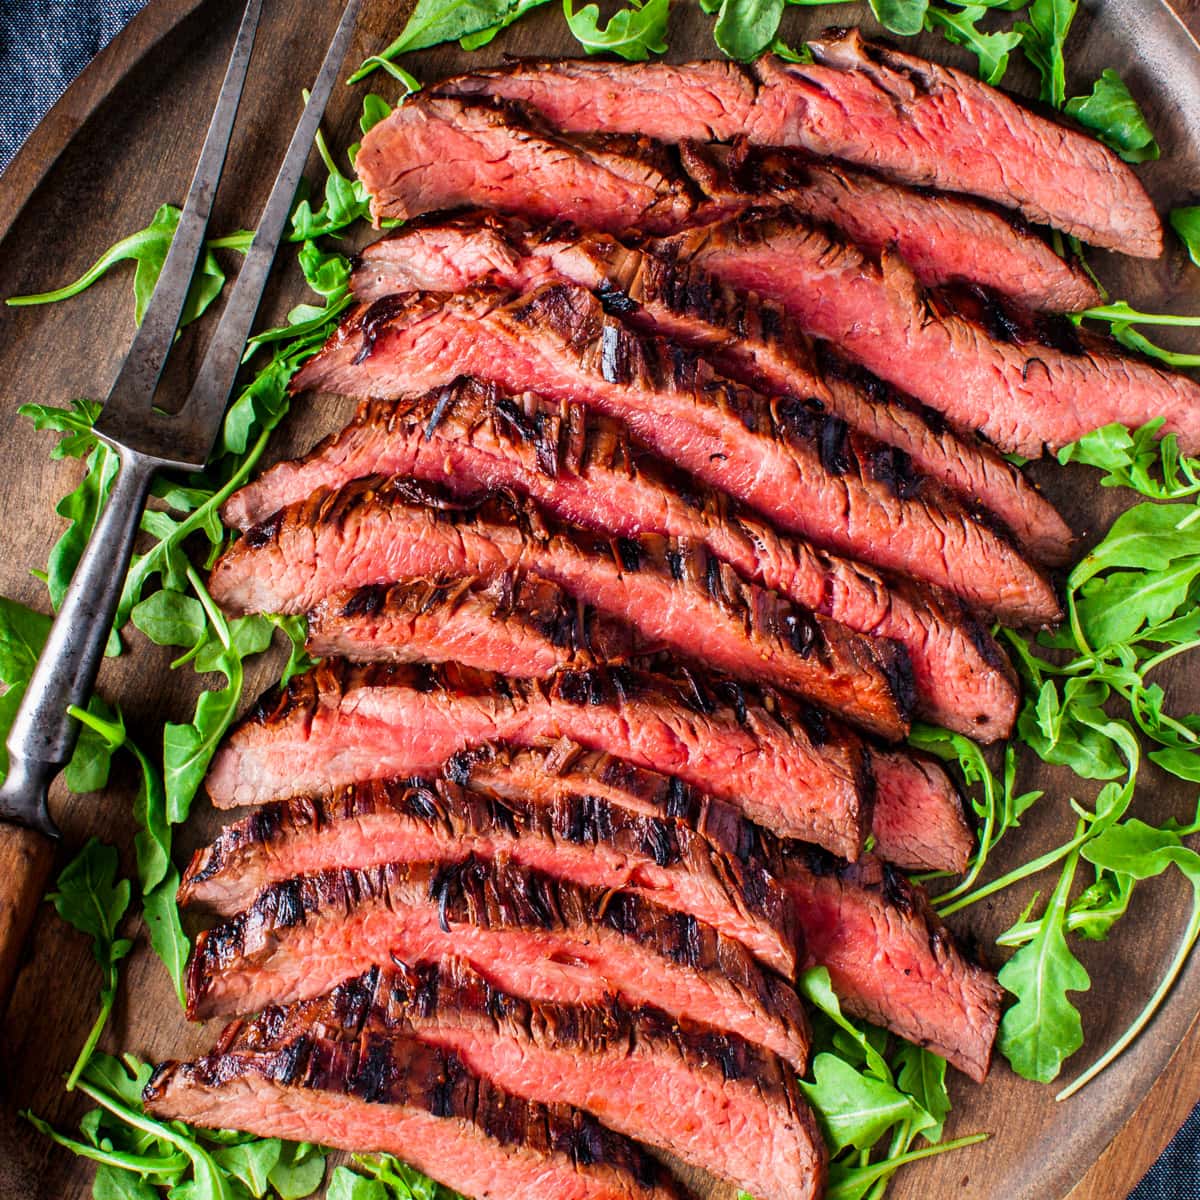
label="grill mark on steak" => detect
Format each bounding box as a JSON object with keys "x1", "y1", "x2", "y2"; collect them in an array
[
  {"x1": 307, "y1": 572, "x2": 636, "y2": 674},
  {"x1": 431, "y1": 33, "x2": 1161, "y2": 255},
  {"x1": 210, "y1": 473, "x2": 913, "y2": 741},
  {"x1": 144, "y1": 1027, "x2": 690, "y2": 1200},
  {"x1": 656, "y1": 212, "x2": 1200, "y2": 460},
  {"x1": 206, "y1": 658, "x2": 969, "y2": 875},
  {"x1": 225, "y1": 959, "x2": 826, "y2": 1200},
  {"x1": 225, "y1": 378, "x2": 1019, "y2": 741},
  {"x1": 336, "y1": 214, "x2": 1059, "y2": 564},
  {"x1": 184, "y1": 854, "x2": 811, "y2": 1072},
  {"x1": 177, "y1": 769, "x2": 801, "y2": 977},
  {"x1": 443, "y1": 744, "x2": 993, "y2": 1078},
  {"x1": 292, "y1": 283, "x2": 1060, "y2": 626}
]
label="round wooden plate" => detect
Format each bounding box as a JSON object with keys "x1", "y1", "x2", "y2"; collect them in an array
[{"x1": 1, "y1": 2, "x2": 1200, "y2": 1197}]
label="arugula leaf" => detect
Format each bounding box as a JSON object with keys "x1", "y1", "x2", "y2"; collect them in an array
[
  {"x1": 267, "y1": 1142, "x2": 328, "y2": 1199},
  {"x1": 47, "y1": 839, "x2": 133, "y2": 1089},
  {"x1": 924, "y1": 6, "x2": 1022, "y2": 84},
  {"x1": 711, "y1": 0, "x2": 784, "y2": 60},
  {"x1": 348, "y1": 0, "x2": 552, "y2": 81},
  {"x1": 1065, "y1": 69, "x2": 1158, "y2": 163},
  {"x1": 802, "y1": 1054, "x2": 922, "y2": 1154},
  {"x1": 868, "y1": 0, "x2": 928, "y2": 36},
  {"x1": 213, "y1": 1139, "x2": 283, "y2": 1197},
  {"x1": 327, "y1": 1168, "x2": 389, "y2": 1200},
  {"x1": 1015, "y1": 0, "x2": 1078, "y2": 108},
  {"x1": 997, "y1": 839, "x2": 1090, "y2": 1081},
  {"x1": 1171, "y1": 206, "x2": 1200, "y2": 268},
  {"x1": 563, "y1": 0, "x2": 670, "y2": 60},
  {"x1": 893, "y1": 1042, "x2": 950, "y2": 1143}
]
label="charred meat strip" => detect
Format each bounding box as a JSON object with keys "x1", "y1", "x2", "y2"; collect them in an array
[
  {"x1": 307, "y1": 572, "x2": 635, "y2": 673},
  {"x1": 226, "y1": 381, "x2": 1020, "y2": 742},
  {"x1": 145, "y1": 1027, "x2": 691, "y2": 1200},
  {"x1": 353, "y1": 95, "x2": 727, "y2": 234},
  {"x1": 293, "y1": 285, "x2": 1060, "y2": 626},
  {"x1": 205, "y1": 660, "x2": 966, "y2": 872},
  {"x1": 210, "y1": 475, "x2": 914, "y2": 742},
  {"x1": 347, "y1": 217, "x2": 1071, "y2": 565},
  {"x1": 184, "y1": 854, "x2": 812, "y2": 1072},
  {"x1": 658, "y1": 214, "x2": 1200, "y2": 459},
  {"x1": 432, "y1": 31, "x2": 1161, "y2": 254},
  {"x1": 177, "y1": 770, "x2": 800, "y2": 977},
  {"x1": 206, "y1": 659, "x2": 871, "y2": 858},
  {"x1": 678, "y1": 142, "x2": 1100, "y2": 312},
  {"x1": 784, "y1": 847, "x2": 1002, "y2": 1082},
  {"x1": 236, "y1": 960, "x2": 826, "y2": 1200}
]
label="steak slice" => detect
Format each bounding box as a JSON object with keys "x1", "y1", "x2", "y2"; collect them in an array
[
  {"x1": 354, "y1": 95, "x2": 724, "y2": 233},
  {"x1": 210, "y1": 475, "x2": 913, "y2": 741},
  {"x1": 456, "y1": 742, "x2": 989, "y2": 1075},
  {"x1": 184, "y1": 855, "x2": 812, "y2": 1071},
  {"x1": 677, "y1": 142, "x2": 1100, "y2": 312},
  {"x1": 206, "y1": 660, "x2": 964, "y2": 872},
  {"x1": 226, "y1": 381, "x2": 1020, "y2": 741},
  {"x1": 782, "y1": 848, "x2": 1001, "y2": 1081},
  {"x1": 145, "y1": 1027, "x2": 690, "y2": 1200},
  {"x1": 434, "y1": 34, "x2": 1161, "y2": 255},
  {"x1": 307, "y1": 572, "x2": 635, "y2": 673},
  {"x1": 177, "y1": 770, "x2": 800, "y2": 977},
  {"x1": 347, "y1": 216, "x2": 1072, "y2": 564},
  {"x1": 658, "y1": 214, "x2": 1200, "y2": 459},
  {"x1": 239, "y1": 960, "x2": 826, "y2": 1200},
  {"x1": 293, "y1": 285, "x2": 1060, "y2": 626}
]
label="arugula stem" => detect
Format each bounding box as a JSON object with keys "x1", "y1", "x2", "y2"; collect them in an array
[
  {"x1": 825, "y1": 1134, "x2": 989, "y2": 1200},
  {"x1": 937, "y1": 830, "x2": 1090, "y2": 916},
  {"x1": 64, "y1": 971, "x2": 116, "y2": 1091},
  {"x1": 1080, "y1": 303, "x2": 1200, "y2": 328},
  {"x1": 186, "y1": 565, "x2": 231, "y2": 651},
  {"x1": 1056, "y1": 897, "x2": 1200, "y2": 1100},
  {"x1": 21, "y1": 1111, "x2": 188, "y2": 1175}
]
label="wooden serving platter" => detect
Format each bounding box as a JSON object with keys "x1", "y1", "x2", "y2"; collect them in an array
[{"x1": 2, "y1": 1, "x2": 1200, "y2": 1197}]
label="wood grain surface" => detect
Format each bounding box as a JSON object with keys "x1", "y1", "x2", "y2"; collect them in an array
[{"x1": 1, "y1": 2, "x2": 1200, "y2": 1199}]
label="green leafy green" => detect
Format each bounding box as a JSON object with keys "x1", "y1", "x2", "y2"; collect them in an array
[
  {"x1": 711, "y1": 0, "x2": 785, "y2": 59},
  {"x1": 563, "y1": 0, "x2": 670, "y2": 59},
  {"x1": 996, "y1": 839, "x2": 1090, "y2": 1081},
  {"x1": 1065, "y1": 69, "x2": 1158, "y2": 163},
  {"x1": 1014, "y1": 0, "x2": 1077, "y2": 107},
  {"x1": 868, "y1": 0, "x2": 928, "y2": 36},
  {"x1": 1171, "y1": 206, "x2": 1200, "y2": 268},
  {"x1": 46, "y1": 840, "x2": 133, "y2": 1089},
  {"x1": 924, "y1": 6, "x2": 1022, "y2": 84}
]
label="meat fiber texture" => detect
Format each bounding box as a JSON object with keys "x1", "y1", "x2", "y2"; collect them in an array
[
  {"x1": 184, "y1": 854, "x2": 812, "y2": 1073},
  {"x1": 345, "y1": 216, "x2": 1072, "y2": 566},
  {"x1": 660, "y1": 213, "x2": 1200, "y2": 459},
  {"x1": 291, "y1": 284, "x2": 1060, "y2": 627},
  {"x1": 145, "y1": 1028, "x2": 692, "y2": 1200},
  {"x1": 225, "y1": 380, "x2": 1021, "y2": 742},
  {"x1": 209, "y1": 475, "x2": 913, "y2": 741},
  {"x1": 205, "y1": 660, "x2": 970, "y2": 872},
  {"x1": 432, "y1": 29, "x2": 1161, "y2": 255},
  {"x1": 177, "y1": 770, "x2": 800, "y2": 977},
  {"x1": 225, "y1": 959, "x2": 827, "y2": 1200}
]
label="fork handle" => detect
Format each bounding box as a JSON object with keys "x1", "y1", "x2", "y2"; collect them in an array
[{"x1": 0, "y1": 446, "x2": 156, "y2": 837}]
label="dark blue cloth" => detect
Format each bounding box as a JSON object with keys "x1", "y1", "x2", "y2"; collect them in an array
[{"x1": 0, "y1": 1, "x2": 1196, "y2": 1196}]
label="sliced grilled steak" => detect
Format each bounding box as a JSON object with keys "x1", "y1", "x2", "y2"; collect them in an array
[
  {"x1": 455, "y1": 742, "x2": 991, "y2": 1076},
  {"x1": 177, "y1": 771, "x2": 799, "y2": 976},
  {"x1": 347, "y1": 217, "x2": 1071, "y2": 564},
  {"x1": 307, "y1": 572, "x2": 634, "y2": 672},
  {"x1": 782, "y1": 848, "x2": 1001, "y2": 1081},
  {"x1": 434, "y1": 33, "x2": 1161, "y2": 255},
  {"x1": 184, "y1": 855, "x2": 811, "y2": 1071},
  {"x1": 678, "y1": 142, "x2": 1100, "y2": 312},
  {"x1": 293, "y1": 285, "x2": 1060, "y2": 625},
  {"x1": 658, "y1": 214, "x2": 1200, "y2": 458},
  {"x1": 354, "y1": 95, "x2": 725, "y2": 234},
  {"x1": 237, "y1": 960, "x2": 826, "y2": 1200},
  {"x1": 206, "y1": 660, "x2": 964, "y2": 872},
  {"x1": 145, "y1": 1028, "x2": 690, "y2": 1200},
  {"x1": 210, "y1": 476, "x2": 912, "y2": 741},
  {"x1": 227, "y1": 381, "x2": 1020, "y2": 740}
]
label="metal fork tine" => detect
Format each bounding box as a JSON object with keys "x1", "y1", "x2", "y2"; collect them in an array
[
  {"x1": 171, "y1": 0, "x2": 364, "y2": 466},
  {"x1": 95, "y1": 0, "x2": 263, "y2": 442}
]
